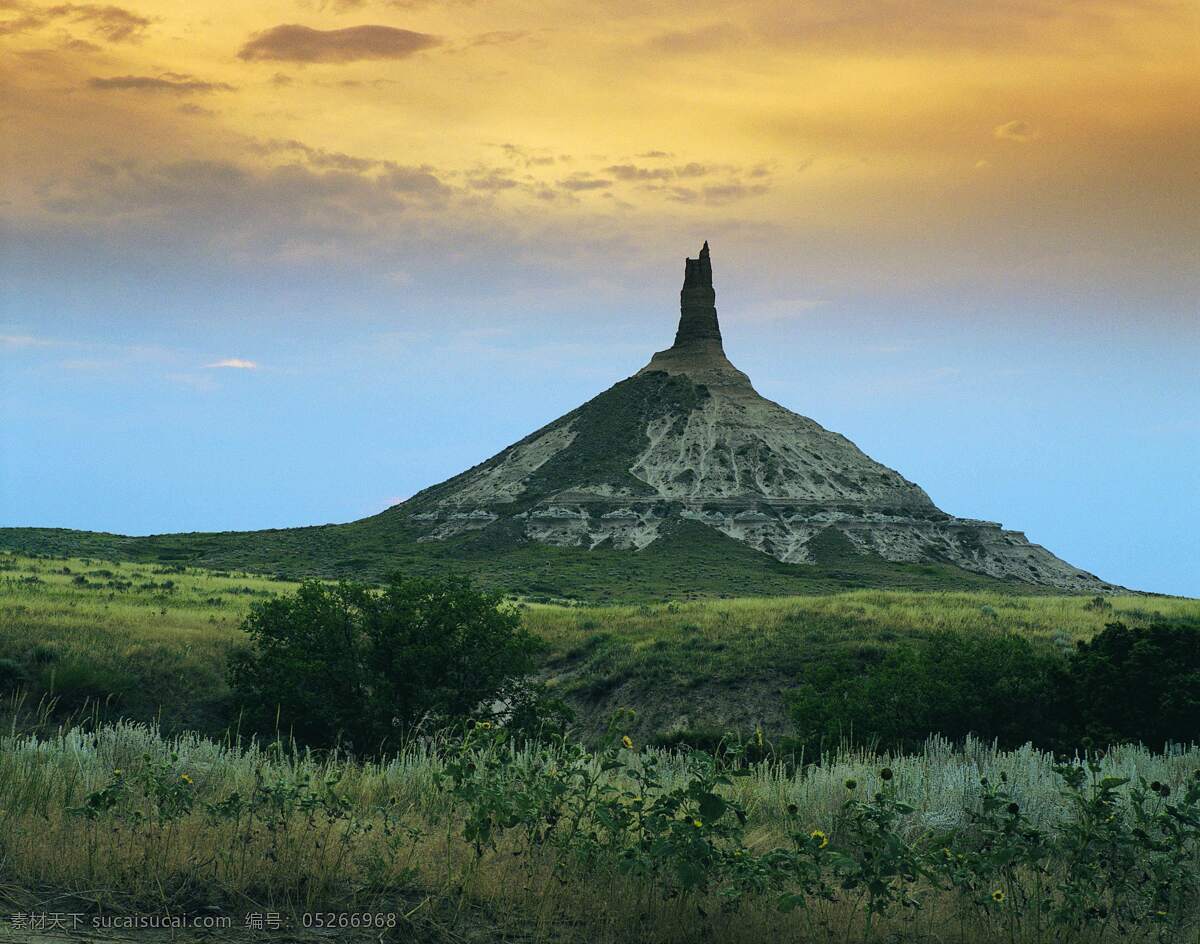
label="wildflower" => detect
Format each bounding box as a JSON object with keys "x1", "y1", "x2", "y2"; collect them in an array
[
  {"x1": 810, "y1": 829, "x2": 829, "y2": 849},
  {"x1": 693, "y1": 819, "x2": 703, "y2": 828},
  {"x1": 992, "y1": 890, "x2": 1005, "y2": 903},
  {"x1": 622, "y1": 735, "x2": 634, "y2": 750},
  {"x1": 1151, "y1": 781, "x2": 1163, "y2": 793},
  {"x1": 942, "y1": 847, "x2": 953, "y2": 859},
  {"x1": 113, "y1": 769, "x2": 123, "y2": 777},
  {"x1": 476, "y1": 721, "x2": 492, "y2": 730},
  {"x1": 1006, "y1": 802, "x2": 1020, "y2": 815},
  {"x1": 845, "y1": 779, "x2": 858, "y2": 790},
  {"x1": 1159, "y1": 784, "x2": 1171, "y2": 798},
  {"x1": 180, "y1": 773, "x2": 193, "y2": 785},
  {"x1": 1156, "y1": 911, "x2": 1168, "y2": 917},
  {"x1": 787, "y1": 803, "x2": 798, "y2": 815},
  {"x1": 880, "y1": 768, "x2": 894, "y2": 782}
]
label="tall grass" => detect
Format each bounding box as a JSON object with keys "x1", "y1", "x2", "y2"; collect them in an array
[{"x1": 0, "y1": 717, "x2": 1196, "y2": 942}]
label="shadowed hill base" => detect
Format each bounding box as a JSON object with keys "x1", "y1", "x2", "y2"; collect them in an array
[{"x1": 0, "y1": 519, "x2": 1036, "y2": 603}]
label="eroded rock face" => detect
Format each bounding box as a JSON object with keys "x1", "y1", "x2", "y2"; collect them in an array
[{"x1": 398, "y1": 244, "x2": 1109, "y2": 591}]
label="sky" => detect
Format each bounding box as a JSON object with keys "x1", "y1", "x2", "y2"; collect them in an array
[{"x1": 1, "y1": 0, "x2": 1197, "y2": 595}]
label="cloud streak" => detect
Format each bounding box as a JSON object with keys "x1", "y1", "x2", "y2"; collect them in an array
[
  {"x1": 204, "y1": 358, "x2": 259, "y2": 369},
  {"x1": 237, "y1": 24, "x2": 440, "y2": 63},
  {"x1": 47, "y1": 3, "x2": 150, "y2": 42},
  {"x1": 88, "y1": 74, "x2": 235, "y2": 93},
  {"x1": 993, "y1": 119, "x2": 1038, "y2": 142},
  {"x1": 1, "y1": 2, "x2": 150, "y2": 41}
]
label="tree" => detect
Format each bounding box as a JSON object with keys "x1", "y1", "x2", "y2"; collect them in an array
[
  {"x1": 228, "y1": 573, "x2": 545, "y2": 752},
  {"x1": 789, "y1": 630, "x2": 1063, "y2": 754},
  {"x1": 1065, "y1": 619, "x2": 1200, "y2": 750}
]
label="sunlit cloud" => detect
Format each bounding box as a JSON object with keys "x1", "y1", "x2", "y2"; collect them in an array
[
  {"x1": 993, "y1": 120, "x2": 1038, "y2": 142},
  {"x1": 204, "y1": 358, "x2": 259, "y2": 369}
]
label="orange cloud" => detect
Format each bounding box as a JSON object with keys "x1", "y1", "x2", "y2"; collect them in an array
[{"x1": 0, "y1": 0, "x2": 1194, "y2": 319}]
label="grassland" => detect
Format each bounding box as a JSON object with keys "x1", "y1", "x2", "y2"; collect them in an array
[{"x1": 2, "y1": 552, "x2": 1195, "y2": 742}]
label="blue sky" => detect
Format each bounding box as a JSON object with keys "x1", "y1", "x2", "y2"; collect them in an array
[{"x1": 3, "y1": 237, "x2": 1197, "y2": 596}]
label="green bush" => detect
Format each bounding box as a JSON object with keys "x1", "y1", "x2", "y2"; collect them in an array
[
  {"x1": 1065, "y1": 619, "x2": 1200, "y2": 750},
  {"x1": 228, "y1": 573, "x2": 545, "y2": 752},
  {"x1": 788, "y1": 630, "x2": 1063, "y2": 754},
  {"x1": 789, "y1": 619, "x2": 1200, "y2": 755},
  {"x1": 0, "y1": 657, "x2": 30, "y2": 693}
]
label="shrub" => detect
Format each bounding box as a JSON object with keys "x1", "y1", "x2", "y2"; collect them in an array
[
  {"x1": 228, "y1": 573, "x2": 545, "y2": 752},
  {"x1": 0, "y1": 658, "x2": 30, "y2": 693},
  {"x1": 1064, "y1": 619, "x2": 1200, "y2": 750},
  {"x1": 789, "y1": 630, "x2": 1063, "y2": 754},
  {"x1": 789, "y1": 619, "x2": 1200, "y2": 755}
]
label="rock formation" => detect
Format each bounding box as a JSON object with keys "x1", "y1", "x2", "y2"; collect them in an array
[{"x1": 397, "y1": 244, "x2": 1109, "y2": 591}]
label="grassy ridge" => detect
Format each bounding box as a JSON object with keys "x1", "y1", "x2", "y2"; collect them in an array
[
  {"x1": 0, "y1": 515, "x2": 1035, "y2": 602},
  {"x1": 2, "y1": 552, "x2": 1194, "y2": 741}
]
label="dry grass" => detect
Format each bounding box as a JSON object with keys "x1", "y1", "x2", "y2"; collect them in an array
[{"x1": 0, "y1": 716, "x2": 1197, "y2": 942}]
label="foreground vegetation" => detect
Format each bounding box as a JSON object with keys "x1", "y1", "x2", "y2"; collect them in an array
[
  {"x1": 1, "y1": 714, "x2": 1198, "y2": 943},
  {"x1": 2, "y1": 551, "x2": 1199, "y2": 942},
  {"x1": 2, "y1": 552, "x2": 1197, "y2": 741}
]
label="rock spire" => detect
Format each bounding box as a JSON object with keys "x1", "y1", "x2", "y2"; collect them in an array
[
  {"x1": 674, "y1": 241, "x2": 722, "y2": 350},
  {"x1": 640, "y1": 241, "x2": 751, "y2": 386}
]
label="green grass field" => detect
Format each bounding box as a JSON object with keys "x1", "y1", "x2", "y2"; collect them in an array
[{"x1": 3, "y1": 552, "x2": 1195, "y2": 741}]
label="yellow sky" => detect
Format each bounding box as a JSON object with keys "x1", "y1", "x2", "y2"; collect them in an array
[{"x1": 2, "y1": 0, "x2": 1197, "y2": 310}]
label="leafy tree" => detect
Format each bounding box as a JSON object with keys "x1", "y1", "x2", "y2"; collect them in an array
[
  {"x1": 228, "y1": 574, "x2": 546, "y2": 752},
  {"x1": 1064, "y1": 619, "x2": 1200, "y2": 750},
  {"x1": 789, "y1": 619, "x2": 1200, "y2": 755},
  {"x1": 789, "y1": 630, "x2": 1063, "y2": 754}
]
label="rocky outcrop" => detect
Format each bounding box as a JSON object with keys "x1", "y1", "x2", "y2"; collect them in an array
[{"x1": 398, "y1": 244, "x2": 1111, "y2": 591}]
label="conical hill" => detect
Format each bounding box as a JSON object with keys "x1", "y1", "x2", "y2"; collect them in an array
[{"x1": 397, "y1": 243, "x2": 1107, "y2": 592}]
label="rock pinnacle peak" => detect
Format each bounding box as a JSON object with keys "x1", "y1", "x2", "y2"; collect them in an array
[
  {"x1": 640, "y1": 241, "x2": 750, "y2": 386},
  {"x1": 675, "y1": 241, "x2": 721, "y2": 349}
]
